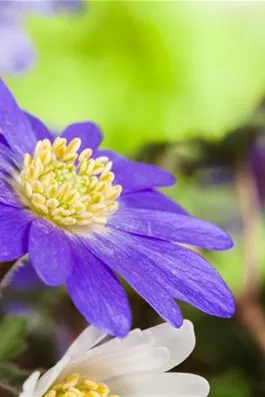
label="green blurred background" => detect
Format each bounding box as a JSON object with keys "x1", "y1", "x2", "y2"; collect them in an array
[{"x1": 2, "y1": 1, "x2": 265, "y2": 396}]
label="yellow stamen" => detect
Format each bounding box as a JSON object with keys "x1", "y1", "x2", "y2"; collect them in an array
[
  {"x1": 19, "y1": 138, "x2": 122, "y2": 228},
  {"x1": 43, "y1": 374, "x2": 119, "y2": 397}
]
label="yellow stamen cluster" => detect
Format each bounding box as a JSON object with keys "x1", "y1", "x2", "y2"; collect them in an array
[
  {"x1": 44, "y1": 373, "x2": 119, "y2": 397},
  {"x1": 19, "y1": 138, "x2": 122, "y2": 227}
]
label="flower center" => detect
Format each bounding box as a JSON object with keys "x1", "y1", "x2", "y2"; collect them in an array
[
  {"x1": 19, "y1": 138, "x2": 122, "y2": 227},
  {"x1": 44, "y1": 373, "x2": 119, "y2": 397},
  {"x1": 44, "y1": 374, "x2": 119, "y2": 397}
]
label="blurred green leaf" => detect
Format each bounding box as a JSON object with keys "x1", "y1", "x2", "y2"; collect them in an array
[
  {"x1": 6, "y1": 1, "x2": 265, "y2": 154},
  {"x1": 165, "y1": 176, "x2": 238, "y2": 222},
  {"x1": 165, "y1": 172, "x2": 265, "y2": 294},
  {"x1": 0, "y1": 363, "x2": 29, "y2": 387},
  {"x1": 164, "y1": 177, "x2": 243, "y2": 293},
  {"x1": 0, "y1": 317, "x2": 27, "y2": 361},
  {"x1": 206, "y1": 238, "x2": 244, "y2": 295},
  {"x1": 210, "y1": 371, "x2": 251, "y2": 397}
]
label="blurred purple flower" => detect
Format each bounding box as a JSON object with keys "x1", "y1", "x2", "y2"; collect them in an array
[
  {"x1": 0, "y1": 80, "x2": 235, "y2": 336},
  {"x1": 0, "y1": 257, "x2": 42, "y2": 315},
  {"x1": 5, "y1": 257, "x2": 41, "y2": 291},
  {"x1": 0, "y1": 0, "x2": 83, "y2": 75}
]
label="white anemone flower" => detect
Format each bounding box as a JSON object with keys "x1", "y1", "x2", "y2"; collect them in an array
[{"x1": 20, "y1": 320, "x2": 209, "y2": 397}]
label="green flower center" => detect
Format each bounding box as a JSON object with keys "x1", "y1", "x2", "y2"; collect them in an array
[{"x1": 19, "y1": 137, "x2": 122, "y2": 227}]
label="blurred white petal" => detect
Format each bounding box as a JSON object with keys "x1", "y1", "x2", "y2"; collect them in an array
[
  {"x1": 21, "y1": 321, "x2": 208, "y2": 397},
  {"x1": 33, "y1": 355, "x2": 70, "y2": 397},
  {"x1": 64, "y1": 325, "x2": 106, "y2": 361},
  {"x1": 86, "y1": 328, "x2": 154, "y2": 358},
  {"x1": 22, "y1": 371, "x2": 41, "y2": 396},
  {"x1": 106, "y1": 373, "x2": 210, "y2": 397},
  {"x1": 146, "y1": 320, "x2": 196, "y2": 371},
  {"x1": 33, "y1": 326, "x2": 106, "y2": 397},
  {"x1": 59, "y1": 346, "x2": 170, "y2": 382}
]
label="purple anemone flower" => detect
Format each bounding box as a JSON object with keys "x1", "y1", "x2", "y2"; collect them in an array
[
  {"x1": 0, "y1": 80, "x2": 235, "y2": 336},
  {"x1": 0, "y1": 0, "x2": 82, "y2": 75}
]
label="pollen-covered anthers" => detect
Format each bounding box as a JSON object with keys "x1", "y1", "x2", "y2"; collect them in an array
[
  {"x1": 19, "y1": 137, "x2": 122, "y2": 227},
  {"x1": 44, "y1": 373, "x2": 119, "y2": 397}
]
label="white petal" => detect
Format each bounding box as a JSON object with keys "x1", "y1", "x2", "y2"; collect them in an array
[
  {"x1": 58, "y1": 346, "x2": 170, "y2": 382},
  {"x1": 146, "y1": 320, "x2": 195, "y2": 371},
  {"x1": 20, "y1": 371, "x2": 41, "y2": 397},
  {"x1": 89, "y1": 321, "x2": 195, "y2": 372},
  {"x1": 58, "y1": 328, "x2": 155, "y2": 379},
  {"x1": 33, "y1": 326, "x2": 105, "y2": 397},
  {"x1": 88, "y1": 329, "x2": 154, "y2": 358},
  {"x1": 59, "y1": 321, "x2": 194, "y2": 382},
  {"x1": 33, "y1": 355, "x2": 70, "y2": 397},
  {"x1": 106, "y1": 373, "x2": 210, "y2": 397},
  {"x1": 114, "y1": 329, "x2": 153, "y2": 349},
  {"x1": 65, "y1": 325, "x2": 106, "y2": 361}
]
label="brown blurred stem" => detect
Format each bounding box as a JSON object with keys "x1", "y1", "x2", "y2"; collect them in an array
[
  {"x1": 0, "y1": 262, "x2": 14, "y2": 286},
  {"x1": 0, "y1": 383, "x2": 18, "y2": 397},
  {"x1": 234, "y1": 159, "x2": 265, "y2": 353},
  {"x1": 157, "y1": 144, "x2": 178, "y2": 174}
]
